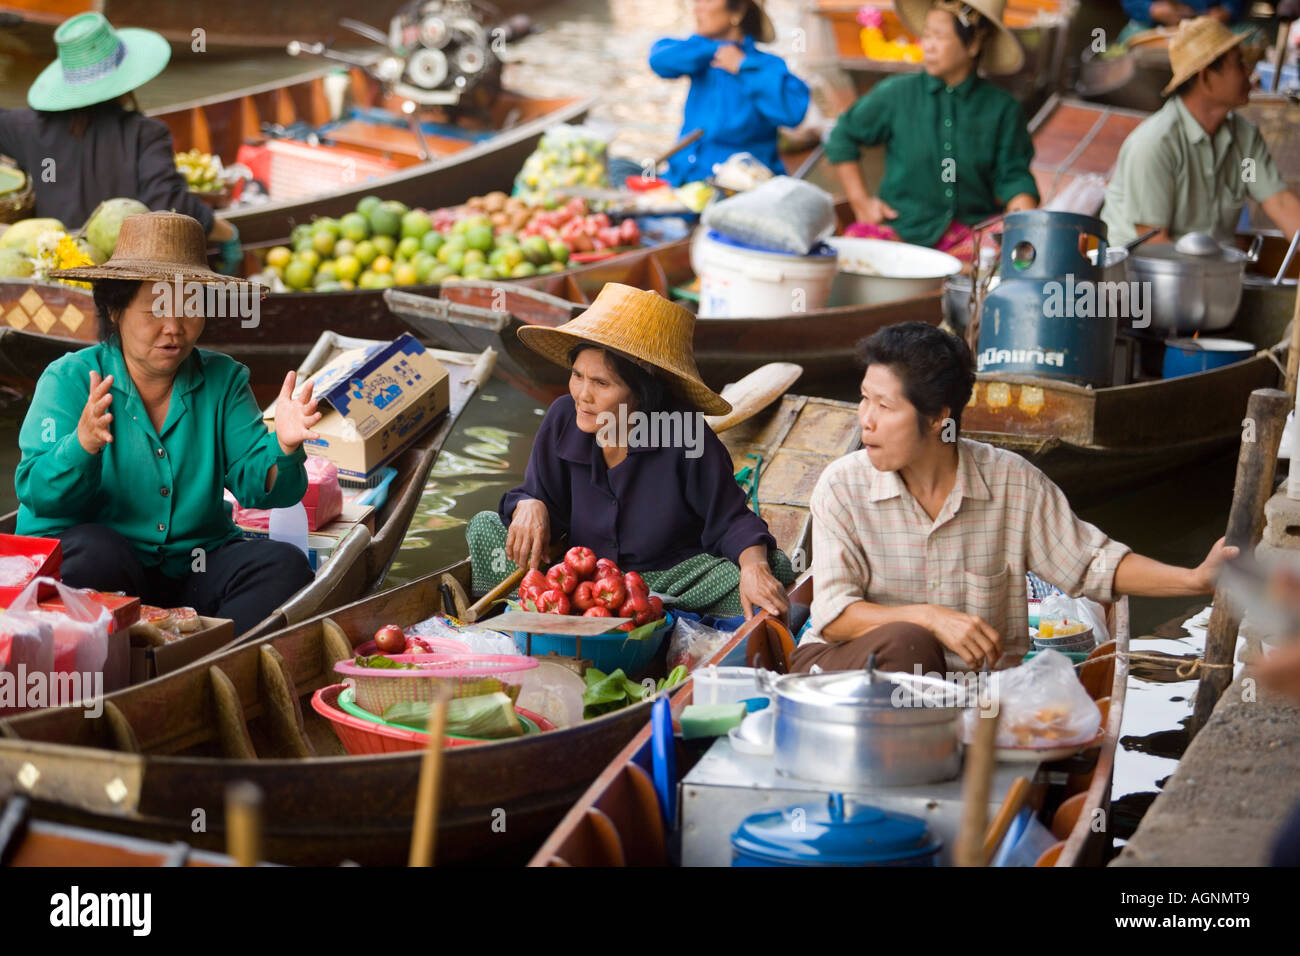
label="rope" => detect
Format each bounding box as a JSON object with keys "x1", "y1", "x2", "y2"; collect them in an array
[{"x1": 1074, "y1": 648, "x2": 1235, "y2": 680}]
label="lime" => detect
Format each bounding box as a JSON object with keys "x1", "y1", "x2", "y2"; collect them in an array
[
  {"x1": 396, "y1": 236, "x2": 421, "y2": 260},
  {"x1": 314, "y1": 280, "x2": 344, "y2": 292},
  {"x1": 549, "y1": 241, "x2": 570, "y2": 266},
  {"x1": 371, "y1": 235, "x2": 396, "y2": 258},
  {"x1": 393, "y1": 262, "x2": 420, "y2": 285},
  {"x1": 313, "y1": 217, "x2": 341, "y2": 238},
  {"x1": 420, "y1": 231, "x2": 445, "y2": 256},
  {"x1": 463, "y1": 248, "x2": 485, "y2": 266},
  {"x1": 465, "y1": 223, "x2": 494, "y2": 253},
  {"x1": 340, "y1": 212, "x2": 370, "y2": 242},
  {"x1": 358, "y1": 270, "x2": 377, "y2": 289},
  {"x1": 312, "y1": 230, "x2": 336, "y2": 257},
  {"x1": 296, "y1": 249, "x2": 321, "y2": 271},
  {"x1": 462, "y1": 261, "x2": 486, "y2": 279},
  {"x1": 416, "y1": 257, "x2": 438, "y2": 283},
  {"x1": 523, "y1": 236, "x2": 551, "y2": 265},
  {"x1": 510, "y1": 261, "x2": 538, "y2": 278},
  {"x1": 354, "y1": 240, "x2": 377, "y2": 267},
  {"x1": 265, "y1": 246, "x2": 292, "y2": 269},
  {"x1": 356, "y1": 196, "x2": 382, "y2": 219},
  {"x1": 400, "y1": 210, "x2": 432, "y2": 240},
  {"x1": 335, "y1": 254, "x2": 361, "y2": 282},
  {"x1": 372, "y1": 255, "x2": 393, "y2": 275},
  {"x1": 283, "y1": 259, "x2": 314, "y2": 290},
  {"x1": 314, "y1": 262, "x2": 338, "y2": 285},
  {"x1": 442, "y1": 251, "x2": 465, "y2": 274},
  {"x1": 338, "y1": 279, "x2": 355, "y2": 290},
  {"x1": 480, "y1": 265, "x2": 500, "y2": 280},
  {"x1": 430, "y1": 264, "x2": 455, "y2": 283},
  {"x1": 334, "y1": 238, "x2": 356, "y2": 258},
  {"x1": 370, "y1": 272, "x2": 396, "y2": 289},
  {"x1": 499, "y1": 246, "x2": 525, "y2": 271}
]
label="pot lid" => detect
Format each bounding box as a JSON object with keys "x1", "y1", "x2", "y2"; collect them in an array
[
  {"x1": 731, "y1": 793, "x2": 941, "y2": 865},
  {"x1": 1135, "y1": 238, "x2": 1246, "y2": 264},
  {"x1": 774, "y1": 668, "x2": 972, "y2": 710}
]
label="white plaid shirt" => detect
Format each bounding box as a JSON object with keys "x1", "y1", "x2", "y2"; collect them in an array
[{"x1": 806, "y1": 439, "x2": 1130, "y2": 667}]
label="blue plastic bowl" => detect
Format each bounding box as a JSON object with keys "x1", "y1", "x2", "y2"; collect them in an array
[
  {"x1": 512, "y1": 612, "x2": 675, "y2": 675},
  {"x1": 1162, "y1": 338, "x2": 1254, "y2": 379}
]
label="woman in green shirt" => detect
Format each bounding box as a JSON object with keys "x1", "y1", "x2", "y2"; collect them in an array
[
  {"x1": 15, "y1": 212, "x2": 320, "y2": 633},
  {"x1": 826, "y1": 0, "x2": 1039, "y2": 260}
]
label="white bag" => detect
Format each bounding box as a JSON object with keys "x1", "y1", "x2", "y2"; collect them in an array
[{"x1": 8, "y1": 576, "x2": 112, "y2": 677}]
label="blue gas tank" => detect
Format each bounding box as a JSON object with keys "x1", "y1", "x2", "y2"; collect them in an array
[{"x1": 976, "y1": 211, "x2": 1115, "y2": 387}]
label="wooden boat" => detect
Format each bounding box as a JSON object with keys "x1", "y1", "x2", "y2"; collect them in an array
[
  {"x1": 529, "y1": 579, "x2": 1130, "y2": 868},
  {"x1": 0, "y1": 336, "x2": 496, "y2": 653},
  {"x1": 0, "y1": 384, "x2": 849, "y2": 865},
  {"x1": 811, "y1": 0, "x2": 1074, "y2": 116},
  {"x1": 0, "y1": 0, "x2": 556, "y2": 57},
  {"x1": 1, "y1": 795, "x2": 253, "y2": 866}
]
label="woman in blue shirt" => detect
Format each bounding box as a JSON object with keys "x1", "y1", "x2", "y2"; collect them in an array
[{"x1": 646, "y1": 0, "x2": 810, "y2": 185}]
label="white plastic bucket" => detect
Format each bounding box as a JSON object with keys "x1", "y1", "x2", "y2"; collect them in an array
[
  {"x1": 693, "y1": 665, "x2": 771, "y2": 708},
  {"x1": 692, "y1": 230, "x2": 838, "y2": 318}
]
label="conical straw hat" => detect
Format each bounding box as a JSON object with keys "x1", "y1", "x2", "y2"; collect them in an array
[
  {"x1": 51, "y1": 211, "x2": 249, "y2": 286},
  {"x1": 517, "y1": 283, "x2": 732, "y2": 416},
  {"x1": 1162, "y1": 17, "x2": 1251, "y2": 95},
  {"x1": 894, "y1": 0, "x2": 1025, "y2": 75}
]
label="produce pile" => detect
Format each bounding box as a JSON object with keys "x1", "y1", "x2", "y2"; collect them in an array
[
  {"x1": 173, "y1": 149, "x2": 231, "y2": 194},
  {"x1": 0, "y1": 197, "x2": 147, "y2": 282},
  {"x1": 255, "y1": 193, "x2": 621, "y2": 292},
  {"x1": 513, "y1": 123, "x2": 609, "y2": 207},
  {"x1": 519, "y1": 547, "x2": 666, "y2": 633}
]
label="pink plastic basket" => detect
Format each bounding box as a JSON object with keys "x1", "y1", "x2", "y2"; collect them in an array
[
  {"x1": 355, "y1": 636, "x2": 471, "y2": 657},
  {"x1": 310, "y1": 684, "x2": 554, "y2": 755},
  {"x1": 335, "y1": 654, "x2": 538, "y2": 715}
]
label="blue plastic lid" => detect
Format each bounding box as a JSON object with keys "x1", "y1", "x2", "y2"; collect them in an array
[
  {"x1": 705, "y1": 229, "x2": 837, "y2": 258},
  {"x1": 731, "y1": 793, "x2": 940, "y2": 865}
]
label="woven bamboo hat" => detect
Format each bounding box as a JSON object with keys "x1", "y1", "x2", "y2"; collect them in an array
[
  {"x1": 747, "y1": 1, "x2": 777, "y2": 45},
  {"x1": 895, "y1": 0, "x2": 1025, "y2": 75},
  {"x1": 27, "y1": 13, "x2": 170, "y2": 112},
  {"x1": 517, "y1": 283, "x2": 732, "y2": 416},
  {"x1": 1162, "y1": 17, "x2": 1251, "y2": 95},
  {"x1": 51, "y1": 211, "x2": 247, "y2": 285}
]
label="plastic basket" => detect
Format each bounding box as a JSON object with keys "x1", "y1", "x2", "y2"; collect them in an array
[
  {"x1": 335, "y1": 654, "x2": 537, "y2": 715},
  {"x1": 355, "y1": 635, "x2": 471, "y2": 657},
  {"x1": 311, "y1": 684, "x2": 553, "y2": 755},
  {"x1": 265, "y1": 138, "x2": 400, "y2": 202},
  {"x1": 511, "y1": 612, "x2": 674, "y2": 676}
]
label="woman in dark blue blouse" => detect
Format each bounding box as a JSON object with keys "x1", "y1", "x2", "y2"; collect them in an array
[{"x1": 467, "y1": 284, "x2": 792, "y2": 619}]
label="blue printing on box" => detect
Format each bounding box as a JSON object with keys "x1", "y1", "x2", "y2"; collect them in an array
[
  {"x1": 315, "y1": 332, "x2": 427, "y2": 419},
  {"x1": 511, "y1": 612, "x2": 675, "y2": 674}
]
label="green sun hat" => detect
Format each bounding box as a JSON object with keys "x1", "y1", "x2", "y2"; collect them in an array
[{"x1": 27, "y1": 12, "x2": 170, "y2": 112}]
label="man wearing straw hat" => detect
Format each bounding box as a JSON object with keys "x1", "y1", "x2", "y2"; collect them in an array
[
  {"x1": 826, "y1": 0, "x2": 1038, "y2": 262},
  {"x1": 0, "y1": 13, "x2": 242, "y2": 273},
  {"x1": 1102, "y1": 16, "x2": 1300, "y2": 247},
  {"x1": 466, "y1": 283, "x2": 794, "y2": 622},
  {"x1": 13, "y1": 212, "x2": 318, "y2": 633}
]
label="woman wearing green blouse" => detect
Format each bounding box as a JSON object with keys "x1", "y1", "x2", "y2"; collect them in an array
[
  {"x1": 15, "y1": 212, "x2": 320, "y2": 633},
  {"x1": 826, "y1": 0, "x2": 1039, "y2": 260}
]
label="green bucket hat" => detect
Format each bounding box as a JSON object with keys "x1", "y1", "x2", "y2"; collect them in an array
[{"x1": 27, "y1": 13, "x2": 170, "y2": 112}]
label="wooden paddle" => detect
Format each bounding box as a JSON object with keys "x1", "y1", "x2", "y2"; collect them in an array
[
  {"x1": 982, "y1": 775, "x2": 1030, "y2": 862},
  {"x1": 704, "y1": 362, "x2": 804, "y2": 433},
  {"x1": 225, "y1": 781, "x2": 263, "y2": 867},
  {"x1": 408, "y1": 691, "x2": 449, "y2": 867},
  {"x1": 955, "y1": 707, "x2": 1000, "y2": 866},
  {"x1": 464, "y1": 566, "x2": 527, "y2": 623}
]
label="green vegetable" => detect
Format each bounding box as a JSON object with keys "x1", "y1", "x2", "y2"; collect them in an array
[
  {"x1": 582, "y1": 667, "x2": 652, "y2": 719},
  {"x1": 657, "y1": 665, "x2": 688, "y2": 693},
  {"x1": 352, "y1": 654, "x2": 418, "y2": 669},
  {"x1": 384, "y1": 693, "x2": 524, "y2": 739}
]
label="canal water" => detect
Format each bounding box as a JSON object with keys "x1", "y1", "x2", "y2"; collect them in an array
[{"x1": 0, "y1": 0, "x2": 1236, "y2": 856}]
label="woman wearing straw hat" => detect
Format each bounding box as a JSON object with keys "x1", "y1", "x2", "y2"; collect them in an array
[
  {"x1": 825, "y1": 0, "x2": 1038, "y2": 261},
  {"x1": 466, "y1": 283, "x2": 794, "y2": 621},
  {"x1": 0, "y1": 13, "x2": 242, "y2": 273},
  {"x1": 13, "y1": 211, "x2": 318, "y2": 633},
  {"x1": 1102, "y1": 16, "x2": 1300, "y2": 247},
  {"x1": 641, "y1": 1, "x2": 810, "y2": 187}
]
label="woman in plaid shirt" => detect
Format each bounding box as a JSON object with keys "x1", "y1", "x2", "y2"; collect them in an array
[{"x1": 795, "y1": 323, "x2": 1234, "y2": 675}]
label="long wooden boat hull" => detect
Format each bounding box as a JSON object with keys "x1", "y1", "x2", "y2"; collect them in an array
[
  {"x1": 529, "y1": 580, "x2": 1130, "y2": 868},
  {"x1": 0, "y1": 564, "x2": 772, "y2": 865}
]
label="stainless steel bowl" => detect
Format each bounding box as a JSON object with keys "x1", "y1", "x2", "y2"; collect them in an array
[{"x1": 1124, "y1": 240, "x2": 1246, "y2": 334}]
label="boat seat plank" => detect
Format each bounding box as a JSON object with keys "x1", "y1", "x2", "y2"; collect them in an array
[
  {"x1": 320, "y1": 618, "x2": 355, "y2": 670},
  {"x1": 209, "y1": 667, "x2": 257, "y2": 761},
  {"x1": 746, "y1": 617, "x2": 795, "y2": 674},
  {"x1": 621, "y1": 762, "x2": 668, "y2": 866},
  {"x1": 1050, "y1": 791, "x2": 1089, "y2": 840},
  {"x1": 584, "y1": 807, "x2": 626, "y2": 866},
  {"x1": 101, "y1": 702, "x2": 141, "y2": 755},
  {"x1": 1035, "y1": 842, "x2": 1064, "y2": 866},
  {"x1": 257, "y1": 645, "x2": 315, "y2": 759}
]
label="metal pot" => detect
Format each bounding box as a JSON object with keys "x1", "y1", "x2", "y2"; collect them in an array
[
  {"x1": 769, "y1": 668, "x2": 968, "y2": 788},
  {"x1": 825, "y1": 236, "x2": 962, "y2": 308},
  {"x1": 1124, "y1": 235, "x2": 1246, "y2": 334}
]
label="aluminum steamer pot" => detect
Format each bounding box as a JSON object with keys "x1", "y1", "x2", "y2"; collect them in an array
[
  {"x1": 770, "y1": 669, "x2": 969, "y2": 787},
  {"x1": 1124, "y1": 236, "x2": 1246, "y2": 334}
]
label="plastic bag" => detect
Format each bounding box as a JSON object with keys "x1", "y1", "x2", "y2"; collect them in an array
[
  {"x1": 666, "y1": 615, "x2": 733, "y2": 673},
  {"x1": 701, "y1": 176, "x2": 836, "y2": 254},
  {"x1": 1037, "y1": 593, "x2": 1109, "y2": 645},
  {"x1": 964, "y1": 649, "x2": 1101, "y2": 749},
  {"x1": 407, "y1": 613, "x2": 521, "y2": 656},
  {"x1": 8, "y1": 577, "x2": 111, "y2": 677}
]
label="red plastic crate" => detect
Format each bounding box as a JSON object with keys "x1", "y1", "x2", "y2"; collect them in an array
[{"x1": 0, "y1": 534, "x2": 61, "y2": 605}]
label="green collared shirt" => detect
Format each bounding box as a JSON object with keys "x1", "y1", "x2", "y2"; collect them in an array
[
  {"x1": 824, "y1": 71, "x2": 1039, "y2": 247},
  {"x1": 1101, "y1": 95, "x2": 1288, "y2": 247},
  {"x1": 15, "y1": 341, "x2": 307, "y2": 577}
]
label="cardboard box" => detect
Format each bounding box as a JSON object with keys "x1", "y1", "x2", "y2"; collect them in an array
[
  {"x1": 265, "y1": 333, "x2": 449, "y2": 483},
  {"x1": 0, "y1": 534, "x2": 61, "y2": 604},
  {"x1": 236, "y1": 502, "x2": 375, "y2": 571},
  {"x1": 129, "y1": 616, "x2": 236, "y2": 685}
]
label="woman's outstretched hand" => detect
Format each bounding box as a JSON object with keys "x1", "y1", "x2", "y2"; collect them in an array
[
  {"x1": 77, "y1": 371, "x2": 114, "y2": 455},
  {"x1": 274, "y1": 370, "x2": 322, "y2": 454}
]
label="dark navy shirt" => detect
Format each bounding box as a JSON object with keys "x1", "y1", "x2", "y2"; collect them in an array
[{"x1": 500, "y1": 394, "x2": 776, "y2": 570}]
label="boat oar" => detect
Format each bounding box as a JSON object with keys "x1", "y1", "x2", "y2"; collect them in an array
[
  {"x1": 955, "y1": 706, "x2": 1000, "y2": 866},
  {"x1": 465, "y1": 566, "x2": 527, "y2": 623},
  {"x1": 982, "y1": 775, "x2": 1030, "y2": 862},
  {"x1": 704, "y1": 362, "x2": 804, "y2": 433},
  {"x1": 409, "y1": 690, "x2": 450, "y2": 867},
  {"x1": 225, "y1": 781, "x2": 264, "y2": 867},
  {"x1": 655, "y1": 129, "x2": 704, "y2": 168}
]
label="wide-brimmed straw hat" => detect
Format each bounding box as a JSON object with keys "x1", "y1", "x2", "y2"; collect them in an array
[
  {"x1": 1162, "y1": 17, "x2": 1251, "y2": 95},
  {"x1": 517, "y1": 283, "x2": 732, "y2": 416},
  {"x1": 748, "y1": 1, "x2": 777, "y2": 45},
  {"x1": 28, "y1": 12, "x2": 170, "y2": 112},
  {"x1": 895, "y1": 0, "x2": 1025, "y2": 75},
  {"x1": 51, "y1": 211, "x2": 247, "y2": 285}
]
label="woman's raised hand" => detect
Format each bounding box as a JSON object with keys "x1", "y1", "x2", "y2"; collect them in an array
[
  {"x1": 274, "y1": 370, "x2": 323, "y2": 455},
  {"x1": 712, "y1": 44, "x2": 745, "y2": 74},
  {"x1": 851, "y1": 196, "x2": 899, "y2": 226},
  {"x1": 77, "y1": 371, "x2": 114, "y2": 455},
  {"x1": 505, "y1": 498, "x2": 551, "y2": 571}
]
